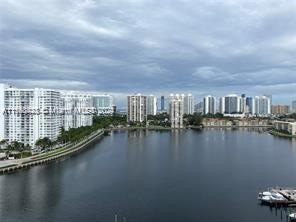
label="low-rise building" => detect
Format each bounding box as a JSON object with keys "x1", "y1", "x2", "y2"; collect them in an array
[
  {"x1": 202, "y1": 118, "x2": 233, "y2": 127},
  {"x1": 274, "y1": 121, "x2": 296, "y2": 135}
]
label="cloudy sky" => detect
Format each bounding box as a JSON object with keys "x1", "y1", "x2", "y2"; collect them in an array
[{"x1": 0, "y1": 0, "x2": 296, "y2": 106}]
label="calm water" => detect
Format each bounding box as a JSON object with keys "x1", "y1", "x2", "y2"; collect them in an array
[{"x1": 1, "y1": 129, "x2": 296, "y2": 222}]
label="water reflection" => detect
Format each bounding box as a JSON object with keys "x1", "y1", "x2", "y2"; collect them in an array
[{"x1": 0, "y1": 163, "x2": 63, "y2": 220}]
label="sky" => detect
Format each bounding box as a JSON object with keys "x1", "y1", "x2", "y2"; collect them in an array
[{"x1": 0, "y1": 0, "x2": 296, "y2": 107}]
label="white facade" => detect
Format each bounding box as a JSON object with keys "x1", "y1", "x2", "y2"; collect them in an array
[
  {"x1": 274, "y1": 121, "x2": 296, "y2": 135},
  {"x1": 127, "y1": 94, "x2": 147, "y2": 122},
  {"x1": 252, "y1": 96, "x2": 271, "y2": 116},
  {"x1": 61, "y1": 91, "x2": 93, "y2": 131},
  {"x1": 0, "y1": 85, "x2": 62, "y2": 147},
  {"x1": 203, "y1": 95, "x2": 216, "y2": 114},
  {"x1": 182, "y1": 94, "x2": 194, "y2": 115},
  {"x1": 93, "y1": 95, "x2": 114, "y2": 115},
  {"x1": 169, "y1": 94, "x2": 184, "y2": 128},
  {"x1": 146, "y1": 95, "x2": 157, "y2": 115}
]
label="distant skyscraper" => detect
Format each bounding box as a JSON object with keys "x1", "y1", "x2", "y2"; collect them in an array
[
  {"x1": 219, "y1": 97, "x2": 225, "y2": 114},
  {"x1": 160, "y1": 96, "x2": 165, "y2": 111},
  {"x1": 246, "y1": 97, "x2": 253, "y2": 114},
  {"x1": 195, "y1": 101, "x2": 204, "y2": 114},
  {"x1": 240, "y1": 94, "x2": 247, "y2": 114},
  {"x1": 182, "y1": 94, "x2": 194, "y2": 114},
  {"x1": 127, "y1": 94, "x2": 147, "y2": 122},
  {"x1": 169, "y1": 94, "x2": 184, "y2": 128},
  {"x1": 146, "y1": 95, "x2": 157, "y2": 115},
  {"x1": 93, "y1": 94, "x2": 114, "y2": 115},
  {"x1": 203, "y1": 95, "x2": 216, "y2": 114},
  {"x1": 253, "y1": 96, "x2": 271, "y2": 116},
  {"x1": 223, "y1": 95, "x2": 241, "y2": 114},
  {"x1": 292, "y1": 101, "x2": 296, "y2": 113}
]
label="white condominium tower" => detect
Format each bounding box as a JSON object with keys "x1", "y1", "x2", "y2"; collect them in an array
[
  {"x1": 0, "y1": 84, "x2": 62, "y2": 147},
  {"x1": 146, "y1": 95, "x2": 157, "y2": 115},
  {"x1": 169, "y1": 94, "x2": 184, "y2": 128},
  {"x1": 203, "y1": 95, "x2": 216, "y2": 114},
  {"x1": 127, "y1": 94, "x2": 147, "y2": 122},
  {"x1": 61, "y1": 91, "x2": 93, "y2": 131},
  {"x1": 182, "y1": 94, "x2": 194, "y2": 115},
  {"x1": 252, "y1": 95, "x2": 271, "y2": 116},
  {"x1": 93, "y1": 94, "x2": 114, "y2": 115}
]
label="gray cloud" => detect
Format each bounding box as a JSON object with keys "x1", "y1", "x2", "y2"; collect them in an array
[{"x1": 0, "y1": 0, "x2": 296, "y2": 106}]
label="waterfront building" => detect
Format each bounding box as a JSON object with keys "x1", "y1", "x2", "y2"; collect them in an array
[
  {"x1": 93, "y1": 94, "x2": 114, "y2": 115},
  {"x1": 292, "y1": 101, "x2": 296, "y2": 113},
  {"x1": 182, "y1": 94, "x2": 194, "y2": 115},
  {"x1": 203, "y1": 95, "x2": 216, "y2": 114},
  {"x1": 252, "y1": 96, "x2": 271, "y2": 116},
  {"x1": 160, "y1": 96, "x2": 165, "y2": 111},
  {"x1": 61, "y1": 91, "x2": 93, "y2": 131},
  {"x1": 223, "y1": 95, "x2": 241, "y2": 114},
  {"x1": 169, "y1": 94, "x2": 184, "y2": 128},
  {"x1": 271, "y1": 105, "x2": 290, "y2": 115},
  {"x1": 274, "y1": 121, "x2": 296, "y2": 135},
  {"x1": 146, "y1": 95, "x2": 157, "y2": 115},
  {"x1": 127, "y1": 94, "x2": 147, "y2": 122},
  {"x1": 0, "y1": 84, "x2": 62, "y2": 147}
]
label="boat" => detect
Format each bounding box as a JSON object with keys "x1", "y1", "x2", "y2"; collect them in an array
[
  {"x1": 258, "y1": 191, "x2": 286, "y2": 204},
  {"x1": 289, "y1": 213, "x2": 296, "y2": 221}
]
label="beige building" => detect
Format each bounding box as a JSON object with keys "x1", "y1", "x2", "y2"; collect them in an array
[
  {"x1": 274, "y1": 121, "x2": 296, "y2": 135},
  {"x1": 271, "y1": 105, "x2": 290, "y2": 115}
]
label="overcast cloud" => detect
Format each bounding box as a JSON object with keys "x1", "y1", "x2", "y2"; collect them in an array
[{"x1": 0, "y1": 0, "x2": 296, "y2": 106}]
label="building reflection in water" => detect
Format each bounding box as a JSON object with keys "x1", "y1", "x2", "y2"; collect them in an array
[{"x1": 0, "y1": 161, "x2": 63, "y2": 220}]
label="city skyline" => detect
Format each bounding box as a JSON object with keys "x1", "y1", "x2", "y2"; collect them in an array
[{"x1": 1, "y1": 0, "x2": 296, "y2": 105}]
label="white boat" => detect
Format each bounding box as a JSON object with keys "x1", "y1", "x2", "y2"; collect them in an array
[
  {"x1": 258, "y1": 191, "x2": 286, "y2": 203},
  {"x1": 289, "y1": 213, "x2": 296, "y2": 221}
]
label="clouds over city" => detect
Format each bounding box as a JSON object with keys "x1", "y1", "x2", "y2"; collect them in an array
[{"x1": 0, "y1": 0, "x2": 296, "y2": 104}]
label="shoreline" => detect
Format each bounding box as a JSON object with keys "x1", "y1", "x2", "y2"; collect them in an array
[
  {"x1": 0, "y1": 130, "x2": 104, "y2": 175},
  {"x1": 0, "y1": 125, "x2": 288, "y2": 175}
]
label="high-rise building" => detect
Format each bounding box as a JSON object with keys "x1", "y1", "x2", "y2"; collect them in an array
[
  {"x1": 160, "y1": 96, "x2": 165, "y2": 111},
  {"x1": 292, "y1": 101, "x2": 296, "y2": 113},
  {"x1": 246, "y1": 97, "x2": 253, "y2": 114},
  {"x1": 253, "y1": 95, "x2": 271, "y2": 116},
  {"x1": 93, "y1": 94, "x2": 114, "y2": 115},
  {"x1": 223, "y1": 95, "x2": 241, "y2": 114},
  {"x1": 271, "y1": 105, "x2": 290, "y2": 115},
  {"x1": 169, "y1": 94, "x2": 184, "y2": 128},
  {"x1": 0, "y1": 84, "x2": 63, "y2": 147},
  {"x1": 61, "y1": 91, "x2": 93, "y2": 131},
  {"x1": 146, "y1": 95, "x2": 157, "y2": 115},
  {"x1": 194, "y1": 101, "x2": 204, "y2": 114},
  {"x1": 219, "y1": 97, "x2": 225, "y2": 114},
  {"x1": 240, "y1": 94, "x2": 247, "y2": 114},
  {"x1": 127, "y1": 94, "x2": 147, "y2": 122},
  {"x1": 203, "y1": 95, "x2": 216, "y2": 114},
  {"x1": 182, "y1": 94, "x2": 194, "y2": 114}
]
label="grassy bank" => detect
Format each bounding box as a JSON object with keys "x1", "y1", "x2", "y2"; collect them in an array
[{"x1": 270, "y1": 129, "x2": 296, "y2": 138}]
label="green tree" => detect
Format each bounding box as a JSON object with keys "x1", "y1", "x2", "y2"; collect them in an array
[{"x1": 35, "y1": 137, "x2": 52, "y2": 151}]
